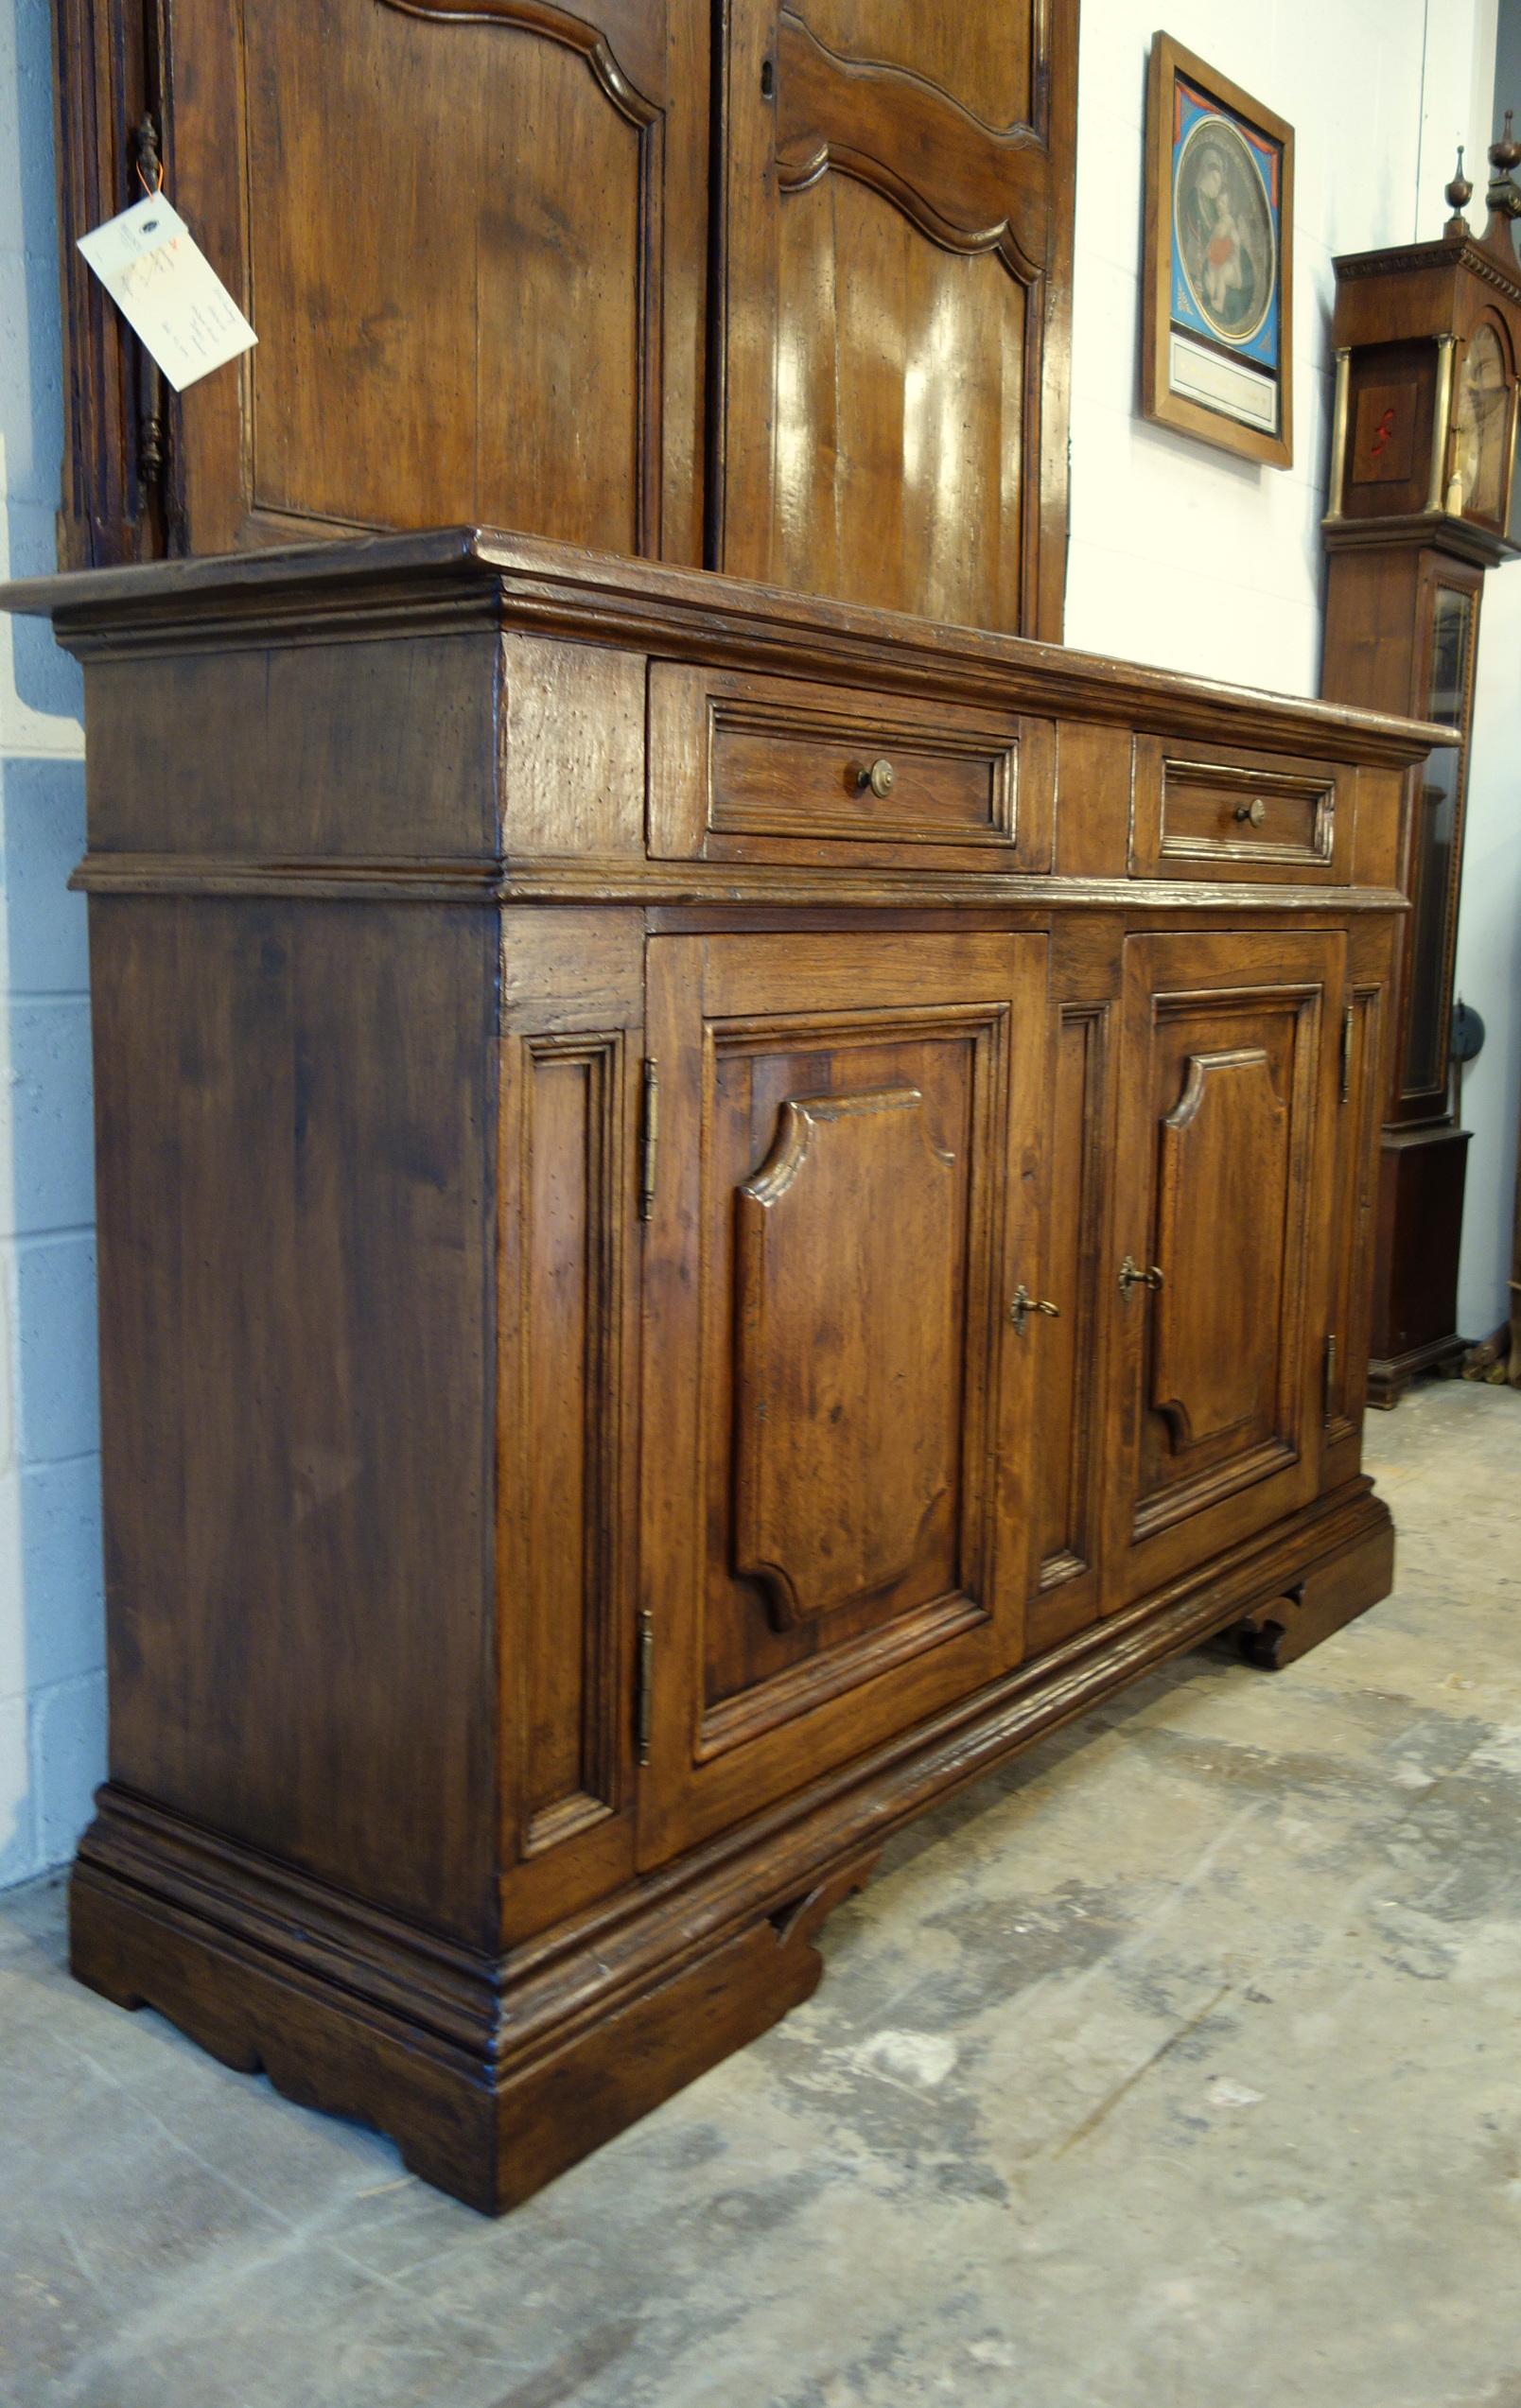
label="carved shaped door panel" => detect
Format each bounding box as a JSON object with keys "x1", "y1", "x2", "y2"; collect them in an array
[
  {"x1": 1105, "y1": 930, "x2": 1344, "y2": 1605},
  {"x1": 715, "y1": 0, "x2": 1076, "y2": 636},
  {"x1": 158, "y1": 0, "x2": 708, "y2": 559},
  {"x1": 638, "y1": 930, "x2": 1048, "y2": 1864}
]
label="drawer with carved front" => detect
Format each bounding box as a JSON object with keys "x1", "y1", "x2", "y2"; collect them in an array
[
  {"x1": 648, "y1": 664, "x2": 1056, "y2": 872},
  {"x1": 1131, "y1": 737, "x2": 1351, "y2": 882}
]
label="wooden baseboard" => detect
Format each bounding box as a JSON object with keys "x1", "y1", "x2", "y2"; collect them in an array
[
  {"x1": 1368, "y1": 1332, "x2": 1467, "y2": 1407},
  {"x1": 69, "y1": 1482, "x2": 1395, "y2": 2213}
]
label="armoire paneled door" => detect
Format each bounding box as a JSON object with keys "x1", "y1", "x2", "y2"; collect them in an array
[
  {"x1": 714, "y1": 0, "x2": 1077, "y2": 631},
  {"x1": 50, "y1": 0, "x2": 1076, "y2": 631},
  {"x1": 151, "y1": 0, "x2": 711, "y2": 560}
]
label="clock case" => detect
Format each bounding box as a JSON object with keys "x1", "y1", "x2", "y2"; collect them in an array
[{"x1": 1321, "y1": 153, "x2": 1521, "y2": 1404}]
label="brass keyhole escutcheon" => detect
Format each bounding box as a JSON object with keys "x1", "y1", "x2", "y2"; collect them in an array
[
  {"x1": 855, "y1": 757, "x2": 896, "y2": 798},
  {"x1": 1234, "y1": 796, "x2": 1268, "y2": 828},
  {"x1": 1118, "y1": 1254, "x2": 1164, "y2": 1299},
  {"x1": 1008, "y1": 1283, "x2": 1059, "y2": 1335}
]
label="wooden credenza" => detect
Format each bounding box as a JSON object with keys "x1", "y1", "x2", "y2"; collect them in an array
[{"x1": 5, "y1": 529, "x2": 1437, "y2": 2212}]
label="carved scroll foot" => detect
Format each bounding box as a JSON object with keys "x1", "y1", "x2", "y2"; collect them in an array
[{"x1": 1236, "y1": 1507, "x2": 1394, "y2": 1670}]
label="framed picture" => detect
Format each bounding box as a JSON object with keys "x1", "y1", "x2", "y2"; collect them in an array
[{"x1": 1142, "y1": 33, "x2": 1294, "y2": 468}]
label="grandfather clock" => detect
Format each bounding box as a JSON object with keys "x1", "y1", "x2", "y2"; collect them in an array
[{"x1": 1321, "y1": 126, "x2": 1521, "y2": 1405}]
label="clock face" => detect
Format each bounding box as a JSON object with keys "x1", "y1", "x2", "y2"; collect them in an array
[{"x1": 1453, "y1": 324, "x2": 1510, "y2": 520}]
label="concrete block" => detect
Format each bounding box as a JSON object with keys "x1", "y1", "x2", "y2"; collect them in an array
[
  {"x1": 30, "y1": 1666, "x2": 105, "y2": 1867},
  {"x1": 4, "y1": 996, "x2": 94, "y2": 1237},
  {"x1": 16, "y1": 1453, "x2": 104, "y2": 1698},
  {"x1": 0, "y1": 1689, "x2": 36, "y2": 1887},
  {"x1": 0, "y1": 753, "x2": 89, "y2": 995},
  {"x1": 13, "y1": 1233, "x2": 98, "y2": 1466}
]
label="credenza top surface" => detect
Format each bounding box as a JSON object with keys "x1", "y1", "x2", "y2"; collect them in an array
[{"x1": 0, "y1": 525, "x2": 1443, "y2": 769}]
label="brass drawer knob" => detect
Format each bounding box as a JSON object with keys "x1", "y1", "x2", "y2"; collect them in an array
[
  {"x1": 855, "y1": 756, "x2": 896, "y2": 798},
  {"x1": 1234, "y1": 796, "x2": 1268, "y2": 828},
  {"x1": 1008, "y1": 1283, "x2": 1059, "y2": 1335},
  {"x1": 1118, "y1": 1255, "x2": 1164, "y2": 1298}
]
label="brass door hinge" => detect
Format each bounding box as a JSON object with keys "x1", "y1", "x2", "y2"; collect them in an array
[
  {"x1": 638, "y1": 1057, "x2": 658, "y2": 1221},
  {"x1": 1324, "y1": 1333, "x2": 1338, "y2": 1417},
  {"x1": 1339, "y1": 1002, "x2": 1355, "y2": 1103},
  {"x1": 635, "y1": 1608, "x2": 655, "y2": 1765}
]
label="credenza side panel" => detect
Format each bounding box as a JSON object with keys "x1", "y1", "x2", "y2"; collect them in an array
[
  {"x1": 81, "y1": 634, "x2": 504, "y2": 863},
  {"x1": 89, "y1": 894, "x2": 502, "y2": 1945}
]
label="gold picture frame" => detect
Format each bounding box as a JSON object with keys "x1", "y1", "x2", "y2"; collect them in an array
[{"x1": 1142, "y1": 32, "x2": 1294, "y2": 468}]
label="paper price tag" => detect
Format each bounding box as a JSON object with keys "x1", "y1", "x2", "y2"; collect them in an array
[{"x1": 77, "y1": 196, "x2": 256, "y2": 393}]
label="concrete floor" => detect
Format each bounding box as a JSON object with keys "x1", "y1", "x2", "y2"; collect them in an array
[{"x1": 3, "y1": 1380, "x2": 1519, "y2": 2408}]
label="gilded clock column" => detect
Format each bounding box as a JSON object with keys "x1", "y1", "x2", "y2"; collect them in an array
[{"x1": 1321, "y1": 130, "x2": 1521, "y2": 1405}]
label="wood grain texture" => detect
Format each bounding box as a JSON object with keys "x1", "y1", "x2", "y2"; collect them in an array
[
  {"x1": 648, "y1": 662, "x2": 1053, "y2": 870},
  {"x1": 715, "y1": 0, "x2": 1075, "y2": 636},
  {"x1": 48, "y1": 0, "x2": 1072, "y2": 595},
  {"x1": 638, "y1": 927, "x2": 1048, "y2": 1864},
  {"x1": 734, "y1": 1087, "x2": 958, "y2": 1626},
  {"x1": 89, "y1": 893, "x2": 500, "y2": 1942},
  {"x1": 4, "y1": 533, "x2": 1416, "y2": 2215},
  {"x1": 69, "y1": 1472, "x2": 1395, "y2": 2209},
  {"x1": 96, "y1": 0, "x2": 710, "y2": 561},
  {"x1": 1106, "y1": 928, "x2": 1342, "y2": 1605},
  {"x1": 1131, "y1": 742, "x2": 1346, "y2": 883}
]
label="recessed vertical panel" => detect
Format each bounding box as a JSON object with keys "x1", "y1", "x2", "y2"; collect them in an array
[
  {"x1": 703, "y1": 1018, "x2": 983, "y2": 1736},
  {"x1": 244, "y1": 8, "x2": 642, "y2": 547},
  {"x1": 758, "y1": 178, "x2": 1028, "y2": 629},
  {"x1": 162, "y1": 0, "x2": 707, "y2": 557},
  {"x1": 718, "y1": 0, "x2": 1075, "y2": 636},
  {"x1": 1152, "y1": 1047, "x2": 1288, "y2": 1455},
  {"x1": 734, "y1": 1087, "x2": 958, "y2": 1626},
  {"x1": 1325, "y1": 983, "x2": 1382, "y2": 1444},
  {"x1": 1036, "y1": 1007, "x2": 1104, "y2": 1592},
  {"x1": 503, "y1": 1033, "x2": 623, "y2": 1856}
]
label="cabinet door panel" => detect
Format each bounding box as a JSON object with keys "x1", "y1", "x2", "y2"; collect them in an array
[
  {"x1": 717, "y1": 0, "x2": 1075, "y2": 637},
  {"x1": 1106, "y1": 930, "x2": 1343, "y2": 1604},
  {"x1": 1152, "y1": 1045, "x2": 1289, "y2": 1455},
  {"x1": 163, "y1": 0, "x2": 707, "y2": 560},
  {"x1": 1026, "y1": 931, "x2": 1121, "y2": 1659},
  {"x1": 639, "y1": 930, "x2": 1047, "y2": 1864},
  {"x1": 734, "y1": 1087, "x2": 960, "y2": 1626}
]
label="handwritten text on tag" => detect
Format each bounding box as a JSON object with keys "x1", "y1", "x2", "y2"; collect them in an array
[{"x1": 77, "y1": 197, "x2": 256, "y2": 393}]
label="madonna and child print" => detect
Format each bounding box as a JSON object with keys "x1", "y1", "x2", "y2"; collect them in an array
[{"x1": 1143, "y1": 37, "x2": 1293, "y2": 466}]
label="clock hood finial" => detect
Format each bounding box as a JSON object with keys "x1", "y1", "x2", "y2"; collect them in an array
[
  {"x1": 1445, "y1": 145, "x2": 1474, "y2": 238},
  {"x1": 1483, "y1": 110, "x2": 1521, "y2": 257}
]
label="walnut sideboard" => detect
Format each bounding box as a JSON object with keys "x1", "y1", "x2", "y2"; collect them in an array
[{"x1": 3, "y1": 531, "x2": 1440, "y2": 2213}]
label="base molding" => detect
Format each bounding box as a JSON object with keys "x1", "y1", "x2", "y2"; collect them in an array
[
  {"x1": 71, "y1": 1482, "x2": 1395, "y2": 2213},
  {"x1": 1368, "y1": 1331, "x2": 1467, "y2": 1408},
  {"x1": 1235, "y1": 1508, "x2": 1395, "y2": 1667}
]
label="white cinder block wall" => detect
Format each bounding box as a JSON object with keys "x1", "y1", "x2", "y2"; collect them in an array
[
  {"x1": 0, "y1": 0, "x2": 104, "y2": 1887},
  {"x1": 0, "y1": 3, "x2": 1515, "y2": 1887}
]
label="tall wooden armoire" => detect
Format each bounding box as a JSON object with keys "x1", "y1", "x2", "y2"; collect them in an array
[
  {"x1": 8, "y1": 4, "x2": 1442, "y2": 2210},
  {"x1": 1321, "y1": 138, "x2": 1521, "y2": 1403},
  {"x1": 51, "y1": 0, "x2": 1075, "y2": 637}
]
